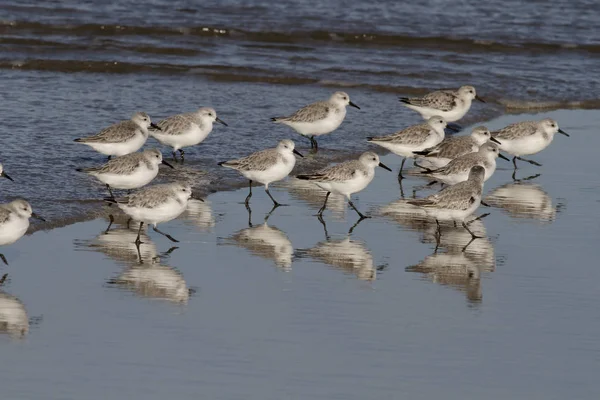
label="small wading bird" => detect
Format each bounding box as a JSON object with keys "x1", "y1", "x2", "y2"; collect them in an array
[
  {"x1": 296, "y1": 151, "x2": 392, "y2": 220},
  {"x1": 272, "y1": 91, "x2": 360, "y2": 150}
]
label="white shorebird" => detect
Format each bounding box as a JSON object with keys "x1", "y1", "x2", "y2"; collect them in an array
[
  {"x1": 0, "y1": 199, "x2": 45, "y2": 265},
  {"x1": 106, "y1": 182, "x2": 198, "y2": 244},
  {"x1": 491, "y1": 118, "x2": 569, "y2": 169},
  {"x1": 0, "y1": 163, "x2": 13, "y2": 182},
  {"x1": 150, "y1": 107, "x2": 227, "y2": 162},
  {"x1": 409, "y1": 165, "x2": 486, "y2": 240},
  {"x1": 413, "y1": 126, "x2": 501, "y2": 169},
  {"x1": 218, "y1": 139, "x2": 303, "y2": 207},
  {"x1": 271, "y1": 91, "x2": 360, "y2": 150},
  {"x1": 77, "y1": 149, "x2": 174, "y2": 198},
  {"x1": 399, "y1": 85, "x2": 484, "y2": 122},
  {"x1": 74, "y1": 112, "x2": 160, "y2": 159},
  {"x1": 296, "y1": 151, "x2": 391, "y2": 219},
  {"x1": 367, "y1": 116, "x2": 448, "y2": 179},
  {"x1": 419, "y1": 141, "x2": 509, "y2": 185}
]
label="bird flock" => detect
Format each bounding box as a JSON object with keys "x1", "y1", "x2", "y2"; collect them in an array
[{"x1": 0, "y1": 85, "x2": 569, "y2": 265}]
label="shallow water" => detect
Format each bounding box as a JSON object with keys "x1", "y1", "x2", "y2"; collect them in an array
[
  {"x1": 1, "y1": 0, "x2": 600, "y2": 224},
  {"x1": 2, "y1": 109, "x2": 600, "y2": 398}
]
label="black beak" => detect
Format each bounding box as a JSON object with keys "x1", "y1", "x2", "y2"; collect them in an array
[
  {"x1": 475, "y1": 95, "x2": 486, "y2": 103},
  {"x1": 379, "y1": 162, "x2": 392, "y2": 171},
  {"x1": 191, "y1": 195, "x2": 205, "y2": 202},
  {"x1": 490, "y1": 136, "x2": 502, "y2": 145},
  {"x1": 558, "y1": 128, "x2": 570, "y2": 137},
  {"x1": 499, "y1": 153, "x2": 510, "y2": 161},
  {"x1": 161, "y1": 160, "x2": 175, "y2": 169},
  {"x1": 32, "y1": 212, "x2": 46, "y2": 222},
  {"x1": 150, "y1": 122, "x2": 162, "y2": 131},
  {"x1": 216, "y1": 117, "x2": 228, "y2": 127},
  {"x1": 293, "y1": 149, "x2": 304, "y2": 158},
  {"x1": 0, "y1": 172, "x2": 13, "y2": 182},
  {"x1": 349, "y1": 101, "x2": 360, "y2": 110}
]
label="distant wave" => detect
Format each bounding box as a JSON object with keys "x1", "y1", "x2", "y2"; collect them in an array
[{"x1": 2, "y1": 20, "x2": 599, "y2": 55}]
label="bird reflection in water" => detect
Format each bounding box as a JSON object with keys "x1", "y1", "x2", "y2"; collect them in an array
[
  {"x1": 295, "y1": 217, "x2": 383, "y2": 281},
  {"x1": 485, "y1": 180, "x2": 563, "y2": 222},
  {"x1": 76, "y1": 217, "x2": 193, "y2": 304},
  {"x1": 220, "y1": 205, "x2": 293, "y2": 270},
  {"x1": 407, "y1": 218, "x2": 496, "y2": 303},
  {"x1": 380, "y1": 199, "x2": 496, "y2": 302},
  {"x1": 182, "y1": 198, "x2": 216, "y2": 231},
  {"x1": 281, "y1": 178, "x2": 347, "y2": 220},
  {"x1": 0, "y1": 274, "x2": 31, "y2": 338}
]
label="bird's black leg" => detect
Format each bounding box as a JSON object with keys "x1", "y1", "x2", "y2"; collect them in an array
[
  {"x1": 0, "y1": 254, "x2": 7, "y2": 266},
  {"x1": 135, "y1": 222, "x2": 144, "y2": 245},
  {"x1": 398, "y1": 158, "x2": 406, "y2": 180},
  {"x1": 152, "y1": 225, "x2": 179, "y2": 243},
  {"x1": 265, "y1": 187, "x2": 283, "y2": 207},
  {"x1": 462, "y1": 221, "x2": 484, "y2": 239},
  {"x1": 512, "y1": 156, "x2": 518, "y2": 170},
  {"x1": 317, "y1": 192, "x2": 330, "y2": 217},
  {"x1": 245, "y1": 180, "x2": 253, "y2": 209},
  {"x1": 516, "y1": 156, "x2": 542, "y2": 167},
  {"x1": 106, "y1": 184, "x2": 115, "y2": 200},
  {"x1": 172, "y1": 150, "x2": 178, "y2": 162},
  {"x1": 348, "y1": 199, "x2": 370, "y2": 219},
  {"x1": 107, "y1": 155, "x2": 112, "y2": 161},
  {"x1": 104, "y1": 214, "x2": 114, "y2": 234},
  {"x1": 126, "y1": 218, "x2": 132, "y2": 229},
  {"x1": 179, "y1": 149, "x2": 185, "y2": 162}
]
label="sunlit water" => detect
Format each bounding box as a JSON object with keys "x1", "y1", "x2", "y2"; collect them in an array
[{"x1": 2, "y1": 109, "x2": 599, "y2": 398}]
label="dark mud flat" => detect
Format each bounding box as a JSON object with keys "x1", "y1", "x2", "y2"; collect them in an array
[{"x1": 2, "y1": 108, "x2": 599, "y2": 398}]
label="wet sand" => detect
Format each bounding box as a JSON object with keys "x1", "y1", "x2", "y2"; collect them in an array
[{"x1": 2, "y1": 109, "x2": 600, "y2": 399}]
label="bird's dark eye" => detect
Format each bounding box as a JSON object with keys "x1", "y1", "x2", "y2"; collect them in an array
[
  {"x1": 343, "y1": 97, "x2": 347, "y2": 100},
  {"x1": 208, "y1": 113, "x2": 213, "y2": 116},
  {"x1": 372, "y1": 157, "x2": 376, "y2": 161}
]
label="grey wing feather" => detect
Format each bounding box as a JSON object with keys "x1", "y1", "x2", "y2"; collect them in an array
[
  {"x1": 299, "y1": 160, "x2": 360, "y2": 182},
  {"x1": 427, "y1": 137, "x2": 473, "y2": 158},
  {"x1": 221, "y1": 149, "x2": 280, "y2": 172},
  {"x1": 427, "y1": 152, "x2": 480, "y2": 175},
  {"x1": 125, "y1": 186, "x2": 173, "y2": 209},
  {"x1": 492, "y1": 121, "x2": 538, "y2": 140},
  {"x1": 154, "y1": 113, "x2": 197, "y2": 135},
  {"x1": 417, "y1": 181, "x2": 481, "y2": 210},
  {"x1": 369, "y1": 124, "x2": 433, "y2": 145},
  {"x1": 277, "y1": 101, "x2": 330, "y2": 123},
  {"x1": 82, "y1": 121, "x2": 139, "y2": 143},
  {"x1": 85, "y1": 153, "x2": 146, "y2": 175},
  {"x1": 0, "y1": 207, "x2": 11, "y2": 224},
  {"x1": 405, "y1": 91, "x2": 456, "y2": 111}
]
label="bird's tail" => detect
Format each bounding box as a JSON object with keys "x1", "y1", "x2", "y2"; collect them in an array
[
  {"x1": 399, "y1": 97, "x2": 411, "y2": 104},
  {"x1": 413, "y1": 149, "x2": 431, "y2": 156},
  {"x1": 271, "y1": 117, "x2": 285, "y2": 123},
  {"x1": 73, "y1": 138, "x2": 83, "y2": 142}
]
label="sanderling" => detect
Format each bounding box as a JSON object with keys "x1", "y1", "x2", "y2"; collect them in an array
[
  {"x1": 296, "y1": 151, "x2": 391, "y2": 219},
  {"x1": 218, "y1": 139, "x2": 303, "y2": 207},
  {"x1": 0, "y1": 163, "x2": 14, "y2": 182},
  {"x1": 399, "y1": 86, "x2": 484, "y2": 122},
  {"x1": 408, "y1": 165, "x2": 486, "y2": 240},
  {"x1": 367, "y1": 116, "x2": 448, "y2": 179},
  {"x1": 419, "y1": 141, "x2": 509, "y2": 185},
  {"x1": 413, "y1": 126, "x2": 501, "y2": 169},
  {"x1": 0, "y1": 199, "x2": 45, "y2": 265},
  {"x1": 150, "y1": 107, "x2": 227, "y2": 162},
  {"x1": 74, "y1": 112, "x2": 160, "y2": 159},
  {"x1": 491, "y1": 118, "x2": 569, "y2": 169},
  {"x1": 271, "y1": 91, "x2": 360, "y2": 150},
  {"x1": 77, "y1": 149, "x2": 174, "y2": 199},
  {"x1": 106, "y1": 182, "x2": 198, "y2": 244}
]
